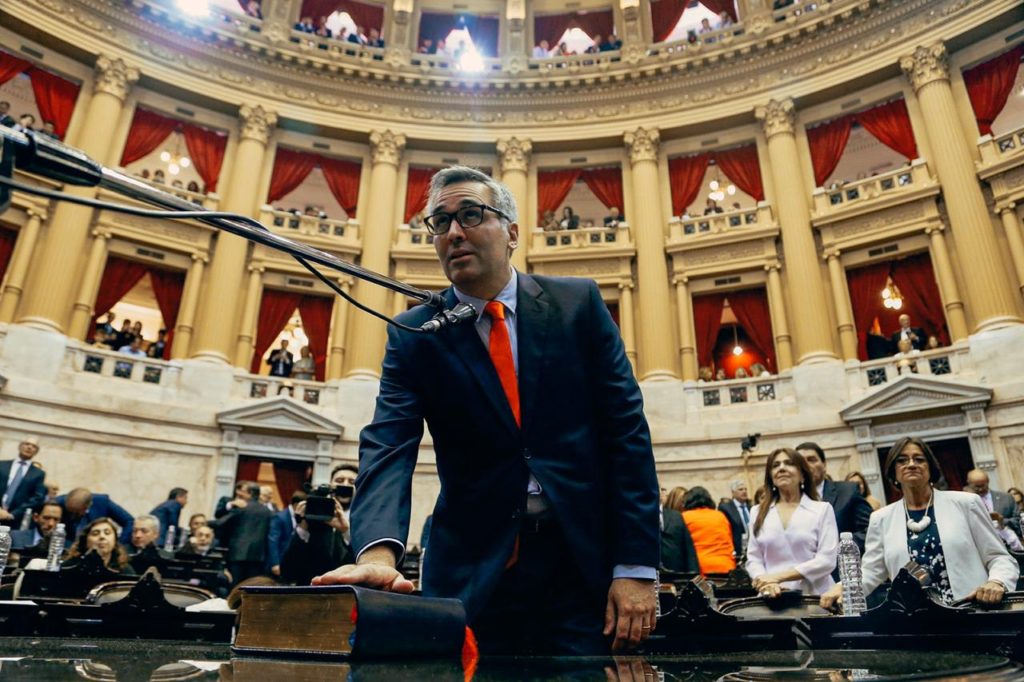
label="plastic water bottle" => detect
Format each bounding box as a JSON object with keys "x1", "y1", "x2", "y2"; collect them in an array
[
  {"x1": 46, "y1": 523, "x2": 66, "y2": 572},
  {"x1": 164, "y1": 525, "x2": 176, "y2": 553},
  {"x1": 838, "y1": 531, "x2": 867, "y2": 616},
  {"x1": 0, "y1": 526, "x2": 11, "y2": 586},
  {"x1": 19, "y1": 508, "x2": 31, "y2": 532}
]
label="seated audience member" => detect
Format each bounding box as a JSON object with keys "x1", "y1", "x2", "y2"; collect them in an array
[
  {"x1": 186, "y1": 180, "x2": 201, "y2": 193},
  {"x1": 267, "y1": 490, "x2": 305, "y2": 577},
  {"x1": 585, "y1": 37, "x2": 601, "y2": 56},
  {"x1": 715, "y1": 368, "x2": 727, "y2": 381},
  {"x1": 368, "y1": 28, "x2": 384, "y2": 48},
  {"x1": 348, "y1": 25, "x2": 366, "y2": 44},
  {"x1": 177, "y1": 524, "x2": 220, "y2": 558},
  {"x1": 266, "y1": 340, "x2": 294, "y2": 377},
  {"x1": 40, "y1": 121, "x2": 59, "y2": 140},
  {"x1": 750, "y1": 362, "x2": 770, "y2": 377},
  {"x1": 890, "y1": 313, "x2": 925, "y2": 353},
  {"x1": 966, "y1": 468, "x2": 1021, "y2": 537},
  {"x1": 604, "y1": 206, "x2": 625, "y2": 228},
  {"x1": 294, "y1": 16, "x2": 315, "y2": 33},
  {"x1": 150, "y1": 487, "x2": 188, "y2": 545},
  {"x1": 718, "y1": 11, "x2": 734, "y2": 28},
  {"x1": 541, "y1": 210, "x2": 559, "y2": 231},
  {"x1": 557, "y1": 41, "x2": 572, "y2": 57},
  {"x1": 129, "y1": 515, "x2": 160, "y2": 555},
  {"x1": 681, "y1": 487, "x2": 737, "y2": 574},
  {"x1": 12, "y1": 500, "x2": 63, "y2": 558},
  {"x1": 747, "y1": 448, "x2": 839, "y2": 598},
  {"x1": 243, "y1": 0, "x2": 261, "y2": 19},
  {"x1": 63, "y1": 517, "x2": 135, "y2": 574},
  {"x1": 0, "y1": 101, "x2": 14, "y2": 127},
  {"x1": 698, "y1": 366, "x2": 714, "y2": 382},
  {"x1": 292, "y1": 345, "x2": 316, "y2": 381},
  {"x1": 734, "y1": 367, "x2": 749, "y2": 379},
  {"x1": 418, "y1": 38, "x2": 435, "y2": 54},
  {"x1": 845, "y1": 471, "x2": 882, "y2": 511},
  {"x1": 119, "y1": 337, "x2": 146, "y2": 357},
  {"x1": 109, "y1": 319, "x2": 131, "y2": 349},
  {"x1": 314, "y1": 16, "x2": 331, "y2": 38},
  {"x1": 532, "y1": 39, "x2": 550, "y2": 58},
  {"x1": 601, "y1": 33, "x2": 622, "y2": 51},
  {"x1": 699, "y1": 18, "x2": 716, "y2": 42},
  {"x1": 147, "y1": 329, "x2": 167, "y2": 359},
  {"x1": 926, "y1": 335, "x2": 940, "y2": 350},
  {"x1": 661, "y1": 487, "x2": 700, "y2": 573},
  {"x1": 153, "y1": 169, "x2": 166, "y2": 184},
  {"x1": 435, "y1": 39, "x2": 447, "y2": 56},
  {"x1": 57, "y1": 487, "x2": 134, "y2": 544},
  {"x1": 559, "y1": 206, "x2": 580, "y2": 230},
  {"x1": 821, "y1": 437, "x2": 1019, "y2": 608},
  {"x1": 703, "y1": 198, "x2": 723, "y2": 215},
  {"x1": 13, "y1": 113, "x2": 35, "y2": 132},
  {"x1": 188, "y1": 513, "x2": 210, "y2": 540},
  {"x1": 96, "y1": 312, "x2": 117, "y2": 346}
]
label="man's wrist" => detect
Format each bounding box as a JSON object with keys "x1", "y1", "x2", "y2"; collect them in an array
[{"x1": 357, "y1": 544, "x2": 398, "y2": 568}]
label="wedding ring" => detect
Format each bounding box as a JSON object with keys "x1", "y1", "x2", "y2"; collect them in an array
[{"x1": 641, "y1": 625, "x2": 652, "y2": 630}]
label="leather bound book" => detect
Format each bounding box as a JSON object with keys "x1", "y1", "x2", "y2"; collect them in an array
[{"x1": 232, "y1": 585, "x2": 467, "y2": 659}]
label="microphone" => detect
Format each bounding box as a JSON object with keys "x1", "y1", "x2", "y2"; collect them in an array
[{"x1": 419, "y1": 303, "x2": 477, "y2": 333}]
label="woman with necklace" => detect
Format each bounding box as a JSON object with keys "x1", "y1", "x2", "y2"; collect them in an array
[
  {"x1": 746, "y1": 448, "x2": 839, "y2": 598},
  {"x1": 821, "y1": 437, "x2": 1017, "y2": 609}
]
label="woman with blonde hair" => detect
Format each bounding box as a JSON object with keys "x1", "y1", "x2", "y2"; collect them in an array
[{"x1": 664, "y1": 486, "x2": 688, "y2": 513}]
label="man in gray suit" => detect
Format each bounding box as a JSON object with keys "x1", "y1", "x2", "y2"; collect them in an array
[{"x1": 967, "y1": 469, "x2": 1021, "y2": 538}]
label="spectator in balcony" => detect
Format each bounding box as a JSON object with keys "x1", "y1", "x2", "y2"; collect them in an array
[
  {"x1": 532, "y1": 40, "x2": 551, "y2": 58},
  {"x1": 559, "y1": 206, "x2": 580, "y2": 230},
  {"x1": 718, "y1": 11, "x2": 734, "y2": 29},
  {"x1": 64, "y1": 517, "x2": 134, "y2": 574},
  {"x1": 348, "y1": 26, "x2": 366, "y2": 45},
  {"x1": 243, "y1": 0, "x2": 261, "y2": 19},
  {"x1": 13, "y1": 113, "x2": 35, "y2": 132},
  {"x1": 698, "y1": 366, "x2": 714, "y2": 382},
  {"x1": 585, "y1": 38, "x2": 601, "y2": 56},
  {"x1": 926, "y1": 335, "x2": 941, "y2": 350},
  {"x1": 601, "y1": 34, "x2": 622, "y2": 51},
  {"x1": 541, "y1": 210, "x2": 559, "y2": 231},
  {"x1": 408, "y1": 210, "x2": 426, "y2": 231},
  {"x1": 436, "y1": 39, "x2": 448, "y2": 57},
  {"x1": 153, "y1": 169, "x2": 166, "y2": 184},
  {"x1": 418, "y1": 38, "x2": 435, "y2": 54},
  {"x1": 890, "y1": 313, "x2": 925, "y2": 353},
  {"x1": 315, "y1": 16, "x2": 332, "y2": 38},
  {"x1": 292, "y1": 345, "x2": 315, "y2": 381},
  {"x1": 186, "y1": 180, "x2": 201, "y2": 194},
  {"x1": 715, "y1": 368, "x2": 727, "y2": 381},
  {"x1": 96, "y1": 312, "x2": 117, "y2": 346},
  {"x1": 0, "y1": 101, "x2": 14, "y2": 127},
  {"x1": 266, "y1": 339, "x2": 294, "y2": 377},
  {"x1": 730, "y1": 201, "x2": 741, "y2": 211},
  {"x1": 119, "y1": 337, "x2": 146, "y2": 358},
  {"x1": 734, "y1": 367, "x2": 749, "y2": 379},
  {"x1": 750, "y1": 362, "x2": 770, "y2": 377},
  {"x1": 703, "y1": 198, "x2": 723, "y2": 215},
  {"x1": 110, "y1": 319, "x2": 132, "y2": 349},
  {"x1": 40, "y1": 121, "x2": 59, "y2": 140},
  {"x1": 368, "y1": 28, "x2": 384, "y2": 48},
  {"x1": 699, "y1": 18, "x2": 716, "y2": 42},
  {"x1": 604, "y1": 207, "x2": 625, "y2": 228},
  {"x1": 557, "y1": 41, "x2": 573, "y2": 57},
  {"x1": 294, "y1": 16, "x2": 315, "y2": 33},
  {"x1": 171, "y1": 179, "x2": 184, "y2": 189},
  {"x1": 151, "y1": 487, "x2": 188, "y2": 545}
]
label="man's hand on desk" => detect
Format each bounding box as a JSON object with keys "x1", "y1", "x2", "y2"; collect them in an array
[
  {"x1": 311, "y1": 544, "x2": 415, "y2": 593},
  {"x1": 604, "y1": 578, "x2": 657, "y2": 652}
]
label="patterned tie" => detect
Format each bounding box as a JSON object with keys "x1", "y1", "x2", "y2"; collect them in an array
[
  {"x1": 485, "y1": 301, "x2": 520, "y2": 427},
  {"x1": 740, "y1": 503, "x2": 750, "y2": 528},
  {"x1": 4, "y1": 461, "x2": 27, "y2": 510}
]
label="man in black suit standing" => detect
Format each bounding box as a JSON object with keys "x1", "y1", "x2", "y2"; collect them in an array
[
  {"x1": 265, "y1": 340, "x2": 294, "y2": 377},
  {"x1": 889, "y1": 313, "x2": 926, "y2": 352},
  {"x1": 0, "y1": 437, "x2": 47, "y2": 524},
  {"x1": 796, "y1": 442, "x2": 872, "y2": 552},
  {"x1": 717, "y1": 480, "x2": 752, "y2": 558},
  {"x1": 313, "y1": 166, "x2": 660, "y2": 655},
  {"x1": 209, "y1": 482, "x2": 272, "y2": 585}
]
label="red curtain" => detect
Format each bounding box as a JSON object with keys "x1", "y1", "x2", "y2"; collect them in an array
[
  {"x1": 250, "y1": 289, "x2": 303, "y2": 373},
  {"x1": 963, "y1": 45, "x2": 1024, "y2": 136},
  {"x1": 0, "y1": 228, "x2": 16, "y2": 286},
  {"x1": 651, "y1": 0, "x2": 687, "y2": 42},
  {"x1": 182, "y1": 123, "x2": 228, "y2": 193},
  {"x1": 692, "y1": 292, "x2": 726, "y2": 369},
  {"x1": 727, "y1": 288, "x2": 776, "y2": 371},
  {"x1": 571, "y1": 10, "x2": 614, "y2": 40},
  {"x1": 855, "y1": 99, "x2": 918, "y2": 161},
  {"x1": 298, "y1": 295, "x2": 334, "y2": 381},
  {"x1": 891, "y1": 253, "x2": 949, "y2": 346},
  {"x1": 300, "y1": 0, "x2": 384, "y2": 31},
  {"x1": 27, "y1": 68, "x2": 80, "y2": 140},
  {"x1": 404, "y1": 167, "x2": 436, "y2": 223},
  {"x1": 846, "y1": 260, "x2": 893, "y2": 360},
  {"x1": 267, "y1": 147, "x2": 318, "y2": 204},
  {"x1": 668, "y1": 154, "x2": 710, "y2": 216},
  {"x1": 149, "y1": 268, "x2": 185, "y2": 359},
  {"x1": 701, "y1": 0, "x2": 738, "y2": 22},
  {"x1": 320, "y1": 156, "x2": 361, "y2": 217},
  {"x1": 272, "y1": 461, "x2": 309, "y2": 506},
  {"x1": 0, "y1": 51, "x2": 31, "y2": 86},
  {"x1": 533, "y1": 14, "x2": 576, "y2": 47},
  {"x1": 236, "y1": 456, "x2": 261, "y2": 485},
  {"x1": 120, "y1": 107, "x2": 178, "y2": 166},
  {"x1": 536, "y1": 169, "x2": 582, "y2": 222},
  {"x1": 807, "y1": 116, "x2": 853, "y2": 187},
  {"x1": 714, "y1": 145, "x2": 765, "y2": 202},
  {"x1": 580, "y1": 167, "x2": 624, "y2": 211},
  {"x1": 89, "y1": 256, "x2": 149, "y2": 341}
]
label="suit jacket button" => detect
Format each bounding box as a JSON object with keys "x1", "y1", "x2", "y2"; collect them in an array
[{"x1": 522, "y1": 449, "x2": 532, "y2": 459}]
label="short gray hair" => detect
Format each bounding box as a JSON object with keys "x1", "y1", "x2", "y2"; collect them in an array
[
  {"x1": 426, "y1": 166, "x2": 518, "y2": 225},
  {"x1": 134, "y1": 514, "x2": 160, "y2": 533},
  {"x1": 730, "y1": 480, "x2": 746, "y2": 492}
]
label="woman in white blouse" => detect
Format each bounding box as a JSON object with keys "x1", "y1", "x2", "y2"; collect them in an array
[{"x1": 746, "y1": 447, "x2": 839, "y2": 598}]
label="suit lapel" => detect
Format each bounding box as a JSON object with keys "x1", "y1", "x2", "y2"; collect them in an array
[
  {"x1": 437, "y1": 288, "x2": 520, "y2": 435},
  {"x1": 515, "y1": 273, "x2": 551, "y2": 433},
  {"x1": 823, "y1": 480, "x2": 839, "y2": 505}
]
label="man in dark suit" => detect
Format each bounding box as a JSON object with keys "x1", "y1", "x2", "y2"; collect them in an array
[
  {"x1": 717, "y1": 480, "x2": 752, "y2": 558},
  {"x1": 0, "y1": 437, "x2": 47, "y2": 524},
  {"x1": 889, "y1": 313, "x2": 926, "y2": 352},
  {"x1": 967, "y1": 468, "x2": 1021, "y2": 537},
  {"x1": 11, "y1": 500, "x2": 63, "y2": 559},
  {"x1": 265, "y1": 340, "x2": 294, "y2": 377},
  {"x1": 0, "y1": 101, "x2": 14, "y2": 128},
  {"x1": 796, "y1": 442, "x2": 872, "y2": 552},
  {"x1": 57, "y1": 488, "x2": 135, "y2": 545},
  {"x1": 214, "y1": 481, "x2": 253, "y2": 519},
  {"x1": 208, "y1": 483, "x2": 272, "y2": 585},
  {"x1": 267, "y1": 490, "x2": 304, "y2": 577},
  {"x1": 150, "y1": 487, "x2": 188, "y2": 546},
  {"x1": 661, "y1": 504, "x2": 699, "y2": 573},
  {"x1": 313, "y1": 166, "x2": 660, "y2": 655}
]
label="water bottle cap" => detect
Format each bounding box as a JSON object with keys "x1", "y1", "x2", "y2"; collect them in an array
[
  {"x1": 840, "y1": 531, "x2": 853, "y2": 541},
  {"x1": 56, "y1": 523, "x2": 65, "y2": 530},
  {"x1": 0, "y1": 526, "x2": 9, "y2": 533}
]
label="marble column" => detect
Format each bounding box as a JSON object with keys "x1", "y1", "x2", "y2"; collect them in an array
[
  {"x1": 0, "y1": 209, "x2": 44, "y2": 323},
  {"x1": 171, "y1": 253, "x2": 207, "y2": 360},
  {"x1": 191, "y1": 104, "x2": 277, "y2": 364},
  {"x1": 346, "y1": 130, "x2": 406, "y2": 378},
  {"x1": 66, "y1": 229, "x2": 112, "y2": 341},
  {"x1": 327, "y1": 278, "x2": 352, "y2": 380},
  {"x1": 17, "y1": 56, "x2": 138, "y2": 333},
  {"x1": 824, "y1": 250, "x2": 858, "y2": 361},
  {"x1": 755, "y1": 99, "x2": 837, "y2": 364},
  {"x1": 256, "y1": 0, "x2": 301, "y2": 41},
  {"x1": 624, "y1": 127, "x2": 677, "y2": 380},
  {"x1": 619, "y1": 283, "x2": 637, "y2": 371},
  {"x1": 765, "y1": 263, "x2": 794, "y2": 371},
  {"x1": 924, "y1": 224, "x2": 969, "y2": 343},
  {"x1": 674, "y1": 277, "x2": 697, "y2": 381},
  {"x1": 496, "y1": 137, "x2": 532, "y2": 272},
  {"x1": 997, "y1": 204, "x2": 1024, "y2": 300},
  {"x1": 900, "y1": 44, "x2": 1021, "y2": 330},
  {"x1": 234, "y1": 265, "x2": 265, "y2": 368}
]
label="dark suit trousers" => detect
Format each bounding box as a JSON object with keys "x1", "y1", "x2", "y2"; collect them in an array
[
  {"x1": 228, "y1": 560, "x2": 265, "y2": 586},
  {"x1": 470, "y1": 519, "x2": 609, "y2": 656}
]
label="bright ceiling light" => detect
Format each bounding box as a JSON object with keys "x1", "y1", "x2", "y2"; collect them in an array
[
  {"x1": 733, "y1": 345, "x2": 743, "y2": 356},
  {"x1": 176, "y1": 0, "x2": 209, "y2": 17}
]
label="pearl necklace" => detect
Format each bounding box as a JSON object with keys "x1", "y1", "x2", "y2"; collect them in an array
[{"x1": 904, "y1": 487, "x2": 933, "y2": 533}]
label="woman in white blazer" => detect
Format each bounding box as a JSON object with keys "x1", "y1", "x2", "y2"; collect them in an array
[
  {"x1": 746, "y1": 448, "x2": 839, "y2": 598},
  {"x1": 821, "y1": 437, "x2": 1018, "y2": 608}
]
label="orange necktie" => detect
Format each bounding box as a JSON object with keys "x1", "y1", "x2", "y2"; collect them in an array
[{"x1": 485, "y1": 301, "x2": 520, "y2": 427}]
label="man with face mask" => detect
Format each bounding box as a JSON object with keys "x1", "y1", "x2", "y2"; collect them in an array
[{"x1": 280, "y1": 465, "x2": 356, "y2": 585}]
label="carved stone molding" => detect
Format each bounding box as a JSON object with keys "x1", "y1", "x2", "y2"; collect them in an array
[
  {"x1": 755, "y1": 98, "x2": 795, "y2": 139},
  {"x1": 238, "y1": 104, "x2": 277, "y2": 144},
  {"x1": 369, "y1": 130, "x2": 406, "y2": 167},
  {"x1": 496, "y1": 137, "x2": 532, "y2": 174},
  {"x1": 624, "y1": 127, "x2": 659, "y2": 165},
  {"x1": 900, "y1": 43, "x2": 950, "y2": 92},
  {"x1": 93, "y1": 55, "x2": 139, "y2": 101}
]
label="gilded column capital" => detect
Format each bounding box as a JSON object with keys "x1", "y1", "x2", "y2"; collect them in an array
[
  {"x1": 93, "y1": 56, "x2": 139, "y2": 101},
  {"x1": 238, "y1": 104, "x2": 278, "y2": 144},
  {"x1": 900, "y1": 44, "x2": 949, "y2": 92},
  {"x1": 672, "y1": 276, "x2": 690, "y2": 286},
  {"x1": 496, "y1": 137, "x2": 532, "y2": 174},
  {"x1": 90, "y1": 228, "x2": 112, "y2": 240},
  {"x1": 823, "y1": 248, "x2": 841, "y2": 261},
  {"x1": 765, "y1": 261, "x2": 782, "y2": 273},
  {"x1": 617, "y1": 281, "x2": 635, "y2": 291},
  {"x1": 190, "y1": 252, "x2": 210, "y2": 263},
  {"x1": 369, "y1": 130, "x2": 406, "y2": 167},
  {"x1": 248, "y1": 263, "x2": 266, "y2": 274},
  {"x1": 755, "y1": 98, "x2": 796, "y2": 139},
  {"x1": 624, "y1": 127, "x2": 660, "y2": 165},
  {"x1": 997, "y1": 202, "x2": 1016, "y2": 215},
  {"x1": 924, "y1": 224, "x2": 946, "y2": 236}
]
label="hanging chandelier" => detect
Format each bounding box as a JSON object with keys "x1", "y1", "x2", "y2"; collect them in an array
[
  {"x1": 732, "y1": 324, "x2": 743, "y2": 356},
  {"x1": 708, "y1": 166, "x2": 736, "y2": 203},
  {"x1": 882, "y1": 276, "x2": 903, "y2": 310},
  {"x1": 159, "y1": 137, "x2": 191, "y2": 176}
]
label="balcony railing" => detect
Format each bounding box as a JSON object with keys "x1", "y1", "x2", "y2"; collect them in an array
[
  {"x1": 233, "y1": 372, "x2": 335, "y2": 406},
  {"x1": 847, "y1": 344, "x2": 970, "y2": 391},
  {"x1": 668, "y1": 204, "x2": 770, "y2": 239},
  {"x1": 812, "y1": 159, "x2": 931, "y2": 215},
  {"x1": 68, "y1": 343, "x2": 180, "y2": 386},
  {"x1": 393, "y1": 224, "x2": 436, "y2": 249},
  {"x1": 128, "y1": 174, "x2": 221, "y2": 210},
  {"x1": 978, "y1": 125, "x2": 1024, "y2": 168},
  {"x1": 261, "y1": 208, "x2": 360, "y2": 246},
  {"x1": 530, "y1": 224, "x2": 633, "y2": 251},
  {"x1": 687, "y1": 372, "x2": 792, "y2": 410}
]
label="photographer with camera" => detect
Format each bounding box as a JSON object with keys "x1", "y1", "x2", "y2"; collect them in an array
[{"x1": 280, "y1": 465, "x2": 357, "y2": 585}]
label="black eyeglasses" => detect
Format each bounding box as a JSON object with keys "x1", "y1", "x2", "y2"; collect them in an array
[{"x1": 423, "y1": 204, "x2": 508, "y2": 236}]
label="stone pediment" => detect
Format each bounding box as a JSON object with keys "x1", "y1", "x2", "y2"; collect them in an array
[
  {"x1": 217, "y1": 397, "x2": 343, "y2": 439},
  {"x1": 840, "y1": 376, "x2": 992, "y2": 424}
]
